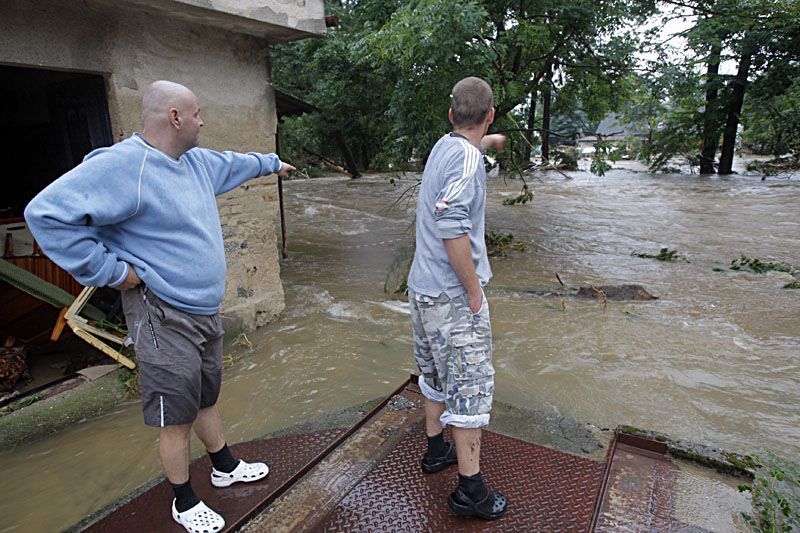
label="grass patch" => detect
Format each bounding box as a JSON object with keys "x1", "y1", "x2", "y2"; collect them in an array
[
  {"x1": 118, "y1": 368, "x2": 140, "y2": 398},
  {"x1": 486, "y1": 231, "x2": 525, "y2": 257},
  {"x1": 746, "y1": 156, "x2": 800, "y2": 176},
  {"x1": 502, "y1": 184, "x2": 534, "y2": 205},
  {"x1": 730, "y1": 255, "x2": 792, "y2": 274},
  {"x1": 739, "y1": 454, "x2": 800, "y2": 532},
  {"x1": 118, "y1": 354, "x2": 140, "y2": 398},
  {"x1": 784, "y1": 281, "x2": 800, "y2": 289},
  {"x1": 94, "y1": 320, "x2": 128, "y2": 335},
  {"x1": 8, "y1": 394, "x2": 43, "y2": 411}
]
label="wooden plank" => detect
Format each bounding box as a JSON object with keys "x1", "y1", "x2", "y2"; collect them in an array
[
  {"x1": 71, "y1": 328, "x2": 135, "y2": 369},
  {"x1": 78, "y1": 322, "x2": 125, "y2": 346},
  {"x1": 50, "y1": 307, "x2": 69, "y2": 341}
]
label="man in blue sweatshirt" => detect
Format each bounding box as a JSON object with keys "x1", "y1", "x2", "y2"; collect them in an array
[{"x1": 25, "y1": 80, "x2": 295, "y2": 532}]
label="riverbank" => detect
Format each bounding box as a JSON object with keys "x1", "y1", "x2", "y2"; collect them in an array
[
  {"x1": 0, "y1": 365, "x2": 129, "y2": 449},
  {"x1": 0, "y1": 327, "x2": 258, "y2": 450}
]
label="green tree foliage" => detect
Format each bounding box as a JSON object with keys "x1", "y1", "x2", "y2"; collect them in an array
[
  {"x1": 361, "y1": 0, "x2": 491, "y2": 162},
  {"x1": 743, "y1": 81, "x2": 800, "y2": 157},
  {"x1": 275, "y1": 0, "x2": 654, "y2": 172},
  {"x1": 623, "y1": 0, "x2": 800, "y2": 173},
  {"x1": 741, "y1": 7, "x2": 800, "y2": 158},
  {"x1": 273, "y1": 1, "x2": 401, "y2": 170},
  {"x1": 625, "y1": 64, "x2": 706, "y2": 171}
]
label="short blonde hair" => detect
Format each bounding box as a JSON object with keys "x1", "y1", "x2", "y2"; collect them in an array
[{"x1": 451, "y1": 77, "x2": 493, "y2": 127}]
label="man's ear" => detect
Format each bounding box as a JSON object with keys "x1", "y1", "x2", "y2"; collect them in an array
[
  {"x1": 486, "y1": 106, "x2": 495, "y2": 126},
  {"x1": 169, "y1": 107, "x2": 181, "y2": 129},
  {"x1": 448, "y1": 108, "x2": 455, "y2": 125}
]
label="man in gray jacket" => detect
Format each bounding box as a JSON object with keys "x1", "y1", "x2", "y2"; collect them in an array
[{"x1": 407, "y1": 76, "x2": 507, "y2": 520}]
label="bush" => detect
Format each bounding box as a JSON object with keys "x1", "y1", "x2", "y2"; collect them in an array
[
  {"x1": 739, "y1": 454, "x2": 800, "y2": 532},
  {"x1": 552, "y1": 146, "x2": 580, "y2": 170}
]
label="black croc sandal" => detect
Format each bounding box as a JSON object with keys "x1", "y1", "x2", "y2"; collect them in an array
[
  {"x1": 448, "y1": 487, "x2": 508, "y2": 520},
  {"x1": 421, "y1": 442, "x2": 458, "y2": 473}
]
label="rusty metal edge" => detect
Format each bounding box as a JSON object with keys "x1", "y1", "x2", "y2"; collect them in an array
[
  {"x1": 588, "y1": 429, "x2": 676, "y2": 531},
  {"x1": 227, "y1": 375, "x2": 416, "y2": 531},
  {"x1": 616, "y1": 432, "x2": 669, "y2": 455},
  {"x1": 588, "y1": 431, "x2": 618, "y2": 532}
]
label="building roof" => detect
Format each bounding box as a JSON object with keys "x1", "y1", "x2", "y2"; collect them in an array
[
  {"x1": 578, "y1": 113, "x2": 647, "y2": 143},
  {"x1": 275, "y1": 90, "x2": 317, "y2": 118},
  {"x1": 119, "y1": 0, "x2": 327, "y2": 42}
]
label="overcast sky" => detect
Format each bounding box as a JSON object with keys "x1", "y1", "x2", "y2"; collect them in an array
[{"x1": 641, "y1": 8, "x2": 740, "y2": 75}]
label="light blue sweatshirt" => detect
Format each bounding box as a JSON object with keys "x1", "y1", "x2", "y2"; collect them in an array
[{"x1": 24, "y1": 133, "x2": 281, "y2": 315}]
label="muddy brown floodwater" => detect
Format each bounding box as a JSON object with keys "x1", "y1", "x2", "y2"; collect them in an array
[{"x1": 1, "y1": 167, "x2": 798, "y2": 531}]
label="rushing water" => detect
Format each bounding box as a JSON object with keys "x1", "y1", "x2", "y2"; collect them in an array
[{"x1": 1, "y1": 167, "x2": 798, "y2": 531}]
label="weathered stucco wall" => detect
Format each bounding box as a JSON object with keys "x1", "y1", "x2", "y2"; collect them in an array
[
  {"x1": 175, "y1": 0, "x2": 326, "y2": 35},
  {"x1": 0, "y1": 0, "x2": 291, "y2": 330}
]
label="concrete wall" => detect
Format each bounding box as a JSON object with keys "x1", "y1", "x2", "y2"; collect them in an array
[
  {"x1": 0, "y1": 0, "x2": 298, "y2": 330},
  {"x1": 172, "y1": 0, "x2": 326, "y2": 36}
]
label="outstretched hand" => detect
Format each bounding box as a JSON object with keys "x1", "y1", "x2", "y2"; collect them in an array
[
  {"x1": 277, "y1": 162, "x2": 296, "y2": 177},
  {"x1": 481, "y1": 134, "x2": 506, "y2": 153}
]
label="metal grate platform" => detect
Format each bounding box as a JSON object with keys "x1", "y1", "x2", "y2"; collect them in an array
[
  {"x1": 85, "y1": 377, "x2": 735, "y2": 532},
  {"x1": 315, "y1": 421, "x2": 606, "y2": 532},
  {"x1": 84, "y1": 429, "x2": 346, "y2": 532}
]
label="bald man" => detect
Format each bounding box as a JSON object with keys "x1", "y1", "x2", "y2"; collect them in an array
[{"x1": 25, "y1": 81, "x2": 295, "y2": 532}]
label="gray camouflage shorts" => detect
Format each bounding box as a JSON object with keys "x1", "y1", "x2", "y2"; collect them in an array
[{"x1": 409, "y1": 288, "x2": 494, "y2": 428}]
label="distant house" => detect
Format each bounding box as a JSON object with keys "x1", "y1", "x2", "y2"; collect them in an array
[
  {"x1": 577, "y1": 114, "x2": 648, "y2": 154},
  {"x1": 0, "y1": 0, "x2": 328, "y2": 330}
]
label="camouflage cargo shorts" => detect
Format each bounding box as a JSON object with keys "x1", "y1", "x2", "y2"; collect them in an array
[{"x1": 409, "y1": 288, "x2": 494, "y2": 428}]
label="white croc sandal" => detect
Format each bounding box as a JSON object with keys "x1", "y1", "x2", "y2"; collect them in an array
[
  {"x1": 171, "y1": 499, "x2": 225, "y2": 533},
  {"x1": 211, "y1": 460, "x2": 269, "y2": 488}
]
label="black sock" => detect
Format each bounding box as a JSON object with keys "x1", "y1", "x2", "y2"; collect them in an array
[
  {"x1": 208, "y1": 443, "x2": 240, "y2": 473},
  {"x1": 426, "y1": 431, "x2": 447, "y2": 457},
  {"x1": 458, "y1": 471, "x2": 489, "y2": 502},
  {"x1": 171, "y1": 479, "x2": 200, "y2": 513}
]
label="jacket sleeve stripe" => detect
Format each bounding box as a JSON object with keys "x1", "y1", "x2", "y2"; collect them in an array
[{"x1": 438, "y1": 142, "x2": 480, "y2": 206}]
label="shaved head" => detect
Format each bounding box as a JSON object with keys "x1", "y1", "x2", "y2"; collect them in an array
[
  {"x1": 142, "y1": 80, "x2": 196, "y2": 126},
  {"x1": 140, "y1": 80, "x2": 204, "y2": 157}
]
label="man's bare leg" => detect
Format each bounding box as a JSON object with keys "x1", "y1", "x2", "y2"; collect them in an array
[
  {"x1": 449, "y1": 425, "x2": 507, "y2": 519},
  {"x1": 159, "y1": 423, "x2": 192, "y2": 483},
  {"x1": 452, "y1": 427, "x2": 481, "y2": 476},
  {"x1": 193, "y1": 403, "x2": 225, "y2": 453},
  {"x1": 193, "y1": 402, "x2": 269, "y2": 484},
  {"x1": 425, "y1": 398, "x2": 446, "y2": 436}
]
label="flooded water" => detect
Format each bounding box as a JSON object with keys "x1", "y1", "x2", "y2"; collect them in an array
[{"x1": 1, "y1": 167, "x2": 799, "y2": 531}]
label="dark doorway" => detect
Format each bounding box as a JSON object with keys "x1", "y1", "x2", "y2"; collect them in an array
[
  {"x1": 1, "y1": 66, "x2": 118, "y2": 405},
  {"x1": 0, "y1": 66, "x2": 113, "y2": 219}
]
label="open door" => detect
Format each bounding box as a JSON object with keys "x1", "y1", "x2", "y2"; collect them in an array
[{"x1": 1, "y1": 67, "x2": 120, "y2": 404}]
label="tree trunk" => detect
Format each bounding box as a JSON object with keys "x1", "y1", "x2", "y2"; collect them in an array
[
  {"x1": 333, "y1": 133, "x2": 361, "y2": 178},
  {"x1": 523, "y1": 90, "x2": 537, "y2": 161},
  {"x1": 541, "y1": 76, "x2": 552, "y2": 162},
  {"x1": 718, "y1": 47, "x2": 753, "y2": 175},
  {"x1": 699, "y1": 41, "x2": 723, "y2": 174}
]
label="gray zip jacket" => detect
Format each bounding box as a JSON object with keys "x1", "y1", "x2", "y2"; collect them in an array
[{"x1": 408, "y1": 133, "x2": 492, "y2": 298}]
